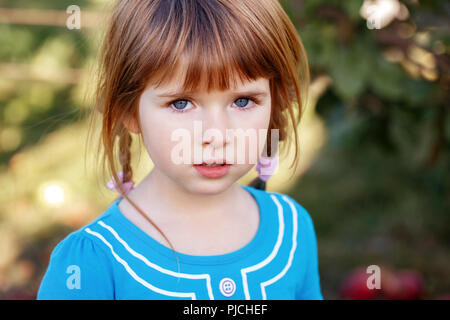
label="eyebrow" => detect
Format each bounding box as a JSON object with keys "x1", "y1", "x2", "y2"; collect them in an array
[{"x1": 156, "y1": 90, "x2": 268, "y2": 99}]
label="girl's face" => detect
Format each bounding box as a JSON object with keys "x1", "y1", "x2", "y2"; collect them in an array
[{"x1": 130, "y1": 74, "x2": 272, "y2": 195}]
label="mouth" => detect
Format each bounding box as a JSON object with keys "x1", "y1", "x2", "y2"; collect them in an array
[{"x1": 193, "y1": 161, "x2": 231, "y2": 178}]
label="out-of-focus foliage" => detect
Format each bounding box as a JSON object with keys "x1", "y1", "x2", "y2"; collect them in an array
[
  {"x1": 0, "y1": 0, "x2": 448, "y2": 299},
  {"x1": 281, "y1": 0, "x2": 450, "y2": 299},
  {"x1": 0, "y1": 0, "x2": 111, "y2": 299}
]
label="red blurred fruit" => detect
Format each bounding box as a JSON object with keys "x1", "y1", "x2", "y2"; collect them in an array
[
  {"x1": 395, "y1": 270, "x2": 424, "y2": 300},
  {"x1": 340, "y1": 267, "x2": 377, "y2": 300},
  {"x1": 380, "y1": 267, "x2": 403, "y2": 299}
]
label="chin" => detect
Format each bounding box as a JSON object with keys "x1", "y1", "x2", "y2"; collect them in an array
[{"x1": 184, "y1": 178, "x2": 235, "y2": 196}]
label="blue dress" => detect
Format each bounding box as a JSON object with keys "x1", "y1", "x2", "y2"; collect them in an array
[{"x1": 37, "y1": 185, "x2": 324, "y2": 300}]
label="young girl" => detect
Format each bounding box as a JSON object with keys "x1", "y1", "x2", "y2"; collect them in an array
[{"x1": 37, "y1": 0, "x2": 323, "y2": 300}]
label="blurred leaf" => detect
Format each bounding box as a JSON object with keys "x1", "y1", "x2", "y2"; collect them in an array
[
  {"x1": 341, "y1": 0, "x2": 365, "y2": 20},
  {"x1": 368, "y1": 56, "x2": 406, "y2": 100},
  {"x1": 0, "y1": 25, "x2": 34, "y2": 62},
  {"x1": 329, "y1": 43, "x2": 372, "y2": 100}
]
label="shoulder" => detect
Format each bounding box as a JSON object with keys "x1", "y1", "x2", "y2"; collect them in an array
[
  {"x1": 245, "y1": 186, "x2": 316, "y2": 230},
  {"x1": 271, "y1": 192, "x2": 315, "y2": 227},
  {"x1": 243, "y1": 185, "x2": 318, "y2": 241},
  {"x1": 272, "y1": 191, "x2": 318, "y2": 240},
  {"x1": 37, "y1": 203, "x2": 118, "y2": 300},
  {"x1": 48, "y1": 201, "x2": 118, "y2": 261},
  {"x1": 47, "y1": 225, "x2": 110, "y2": 264}
]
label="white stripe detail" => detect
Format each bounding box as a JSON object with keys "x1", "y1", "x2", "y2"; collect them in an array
[
  {"x1": 97, "y1": 220, "x2": 214, "y2": 300},
  {"x1": 84, "y1": 227, "x2": 196, "y2": 299},
  {"x1": 241, "y1": 194, "x2": 284, "y2": 300},
  {"x1": 260, "y1": 195, "x2": 298, "y2": 299}
]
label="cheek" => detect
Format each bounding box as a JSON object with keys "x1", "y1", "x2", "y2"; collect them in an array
[
  {"x1": 139, "y1": 108, "x2": 180, "y2": 165},
  {"x1": 236, "y1": 104, "x2": 271, "y2": 139},
  {"x1": 236, "y1": 106, "x2": 271, "y2": 158}
]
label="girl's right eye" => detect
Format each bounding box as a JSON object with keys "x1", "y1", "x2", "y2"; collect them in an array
[{"x1": 168, "y1": 99, "x2": 193, "y2": 113}]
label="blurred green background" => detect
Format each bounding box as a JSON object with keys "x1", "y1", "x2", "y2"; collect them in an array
[{"x1": 0, "y1": 0, "x2": 448, "y2": 299}]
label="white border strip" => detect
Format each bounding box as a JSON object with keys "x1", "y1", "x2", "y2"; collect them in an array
[
  {"x1": 97, "y1": 220, "x2": 214, "y2": 299},
  {"x1": 241, "y1": 194, "x2": 284, "y2": 300},
  {"x1": 260, "y1": 195, "x2": 298, "y2": 299},
  {"x1": 84, "y1": 227, "x2": 197, "y2": 299}
]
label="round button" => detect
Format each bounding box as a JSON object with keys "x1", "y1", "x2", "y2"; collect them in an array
[{"x1": 219, "y1": 277, "x2": 236, "y2": 297}]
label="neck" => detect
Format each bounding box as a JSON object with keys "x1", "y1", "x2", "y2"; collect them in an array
[{"x1": 134, "y1": 167, "x2": 242, "y2": 221}]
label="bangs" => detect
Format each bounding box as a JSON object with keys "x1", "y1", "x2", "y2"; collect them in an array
[{"x1": 139, "y1": 0, "x2": 278, "y2": 93}]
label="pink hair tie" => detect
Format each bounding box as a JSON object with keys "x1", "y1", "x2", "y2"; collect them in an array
[
  {"x1": 256, "y1": 156, "x2": 279, "y2": 182},
  {"x1": 107, "y1": 171, "x2": 135, "y2": 195}
]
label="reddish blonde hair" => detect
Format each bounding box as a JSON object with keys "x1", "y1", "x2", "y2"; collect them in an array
[{"x1": 86, "y1": 0, "x2": 309, "y2": 260}]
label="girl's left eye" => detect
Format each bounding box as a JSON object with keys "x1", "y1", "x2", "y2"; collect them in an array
[
  {"x1": 233, "y1": 97, "x2": 255, "y2": 110},
  {"x1": 167, "y1": 97, "x2": 260, "y2": 113},
  {"x1": 170, "y1": 100, "x2": 193, "y2": 112}
]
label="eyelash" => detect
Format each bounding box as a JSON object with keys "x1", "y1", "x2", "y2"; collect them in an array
[{"x1": 166, "y1": 96, "x2": 262, "y2": 114}]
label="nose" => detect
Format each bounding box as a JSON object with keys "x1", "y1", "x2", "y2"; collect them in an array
[{"x1": 201, "y1": 108, "x2": 231, "y2": 148}]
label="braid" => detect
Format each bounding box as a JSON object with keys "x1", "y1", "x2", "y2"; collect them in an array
[{"x1": 119, "y1": 130, "x2": 133, "y2": 184}]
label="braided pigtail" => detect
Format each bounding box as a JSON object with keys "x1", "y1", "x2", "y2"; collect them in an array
[
  {"x1": 117, "y1": 131, "x2": 133, "y2": 192},
  {"x1": 118, "y1": 130, "x2": 133, "y2": 189}
]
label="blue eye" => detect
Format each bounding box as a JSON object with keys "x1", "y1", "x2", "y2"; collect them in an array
[
  {"x1": 173, "y1": 100, "x2": 187, "y2": 109},
  {"x1": 234, "y1": 98, "x2": 250, "y2": 108},
  {"x1": 232, "y1": 97, "x2": 261, "y2": 110},
  {"x1": 169, "y1": 100, "x2": 192, "y2": 112}
]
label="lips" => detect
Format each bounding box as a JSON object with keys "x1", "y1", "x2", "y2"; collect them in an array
[{"x1": 193, "y1": 161, "x2": 231, "y2": 178}]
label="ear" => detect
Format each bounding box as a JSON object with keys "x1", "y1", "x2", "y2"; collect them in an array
[{"x1": 123, "y1": 114, "x2": 140, "y2": 134}]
